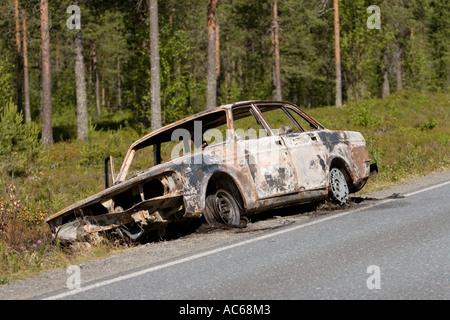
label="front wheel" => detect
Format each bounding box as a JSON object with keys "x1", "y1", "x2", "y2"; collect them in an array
[
  {"x1": 204, "y1": 189, "x2": 242, "y2": 227},
  {"x1": 328, "y1": 167, "x2": 349, "y2": 205}
]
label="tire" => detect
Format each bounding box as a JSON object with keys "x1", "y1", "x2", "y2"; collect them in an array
[
  {"x1": 204, "y1": 189, "x2": 242, "y2": 227},
  {"x1": 328, "y1": 167, "x2": 349, "y2": 205}
]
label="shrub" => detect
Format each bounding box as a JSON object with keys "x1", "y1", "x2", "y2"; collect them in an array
[
  {"x1": 0, "y1": 59, "x2": 13, "y2": 108},
  {"x1": 0, "y1": 100, "x2": 42, "y2": 178},
  {"x1": 418, "y1": 118, "x2": 437, "y2": 131},
  {"x1": 350, "y1": 102, "x2": 382, "y2": 128}
]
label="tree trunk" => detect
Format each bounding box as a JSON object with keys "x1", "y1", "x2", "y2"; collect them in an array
[
  {"x1": 116, "y1": 19, "x2": 122, "y2": 108},
  {"x1": 55, "y1": 42, "x2": 61, "y2": 89},
  {"x1": 394, "y1": 42, "x2": 403, "y2": 92},
  {"x1": 40, "y1": 0, "x2": 53, "y2": 145},
  {"x1": 72, "y1": 2, "x2": 89, "y2": 141},
  {"x1": 333, "y1": 0, "x2": 342, "y2": 107},
  {"x1": 91, "y1": 44, "x2": 101, "y2": 116},
  {"x1": 149, "y1": 0, "x2": 162, "y2": 130},
  {"x1": 206, "y1": 0, "x2": 219, "y2": 109},
  {"x1": 382, "y1": 50, "x2": 390, "y2": 98},
  {"x1": 215, "y1": 22, "x2": 221, "y2": 106},
  {"x1": 22, "y1": 13, "x2": 31, "y2": 123},
  {"x1": 14, "y1": 0, "x2": 23, "y2": 114},
  {"x1": 271, "y1": 0, "x2": 282, "y2": 101},
  {"x1": 117, "y1": 56, "x2": 122, "y2": 108},
  {"x1": 101, "y1": 68, "x2": 105, "y2": 108}
]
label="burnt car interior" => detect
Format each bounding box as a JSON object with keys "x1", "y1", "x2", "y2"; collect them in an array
[
  {"x1": 124, "y1": 110, "x2": 229, "y2": 180},
  {"x1": 232, "y1": 106, "x2": 269, "y2": 139},
  {"x1": 113, "y1": 103, "x2": 324, "y2": 184}
]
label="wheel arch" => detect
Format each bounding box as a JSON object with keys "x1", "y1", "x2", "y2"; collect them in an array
[{"x1": 205, "y1": 171, "x2": 246, "y2": 212}]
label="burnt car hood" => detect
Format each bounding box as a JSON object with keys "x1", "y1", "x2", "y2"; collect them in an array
[{"x1": 45, "y1": 162, "x2": 177, "y2": 224}]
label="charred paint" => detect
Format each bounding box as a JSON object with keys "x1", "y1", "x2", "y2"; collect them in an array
[
  {"x1": 46, "y1": 101, "x2": 376, "y2": 243},
  {"x1": 317, "y1": 155, "x2": 326, "y2": 171}
]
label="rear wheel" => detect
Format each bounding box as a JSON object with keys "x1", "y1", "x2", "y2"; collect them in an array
[
  {"x1": 204, "y1": 189, "x2": 242, "y2": 227},
  {"x1": 329, "y1": 167, "x2": 349, "y2": 205}
]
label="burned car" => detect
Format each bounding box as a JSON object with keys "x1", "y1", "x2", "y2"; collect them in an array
[{"x1": 46, "y1": 101, "x2": 378, "y2": 242}]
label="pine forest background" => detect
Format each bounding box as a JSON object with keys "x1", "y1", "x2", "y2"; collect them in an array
[{"x1": 0, "y1": 0, "x2": 448, "y2": 135}]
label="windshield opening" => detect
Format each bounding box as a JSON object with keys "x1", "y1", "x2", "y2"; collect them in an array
[{"x1": 123, "y1": 110, "x2": 228, "y2": 180}]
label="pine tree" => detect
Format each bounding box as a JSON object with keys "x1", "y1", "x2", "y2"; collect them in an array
[
  {"x1": 39, "y1": 0, "x2": 53, "y2": 146},
  {"x1": 333, "y1": 0, "x2": 342, "y2": 106},
  {"x1": 22, "y1": 13, "x2": 30, "y2": 122},
  {"x1": 0, "y1": 99, "x2": 41, "y2": 178},
  {"x1": 14, "y1": 0, "x2": 23, "y2": 114},
  {"x1": 206, "y1": 0, "x2": 219, "y2": 109},
  {"x1": 71, "y1": 1, "x2": 89, "y2": 141},
  {"x1": 271, "y1": 0, "x2": 282, "y2": 101},
  {"x1": 149, "y1": 0, "x2": 162, "y2": 130}
]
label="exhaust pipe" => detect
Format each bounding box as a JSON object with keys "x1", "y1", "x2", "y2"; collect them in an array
[{"x1": 370, "y1": 163, "x2": 379, "y2": 177}]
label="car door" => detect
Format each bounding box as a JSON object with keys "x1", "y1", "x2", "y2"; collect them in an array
[
  {"x1": 232, "y1": 105, "x2": 298, "y2": 199},
  {"x1": 256, "y1": 104, "x2": 328, "y2": 191}
]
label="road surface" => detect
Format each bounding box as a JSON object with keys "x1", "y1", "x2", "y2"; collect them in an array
[{"x1": 36, "y1": 179, "x2": 449, "y2": 300}]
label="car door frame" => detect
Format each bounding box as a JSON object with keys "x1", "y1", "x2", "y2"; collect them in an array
[
  {"x1": 275, "y1": 104, "x2": 329, "y2": 191},
  {"x1": 231, "y1": 103, "x2": 299, "y2": 200}
]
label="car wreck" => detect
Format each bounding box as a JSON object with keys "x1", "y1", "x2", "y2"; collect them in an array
[{"x1": 46, "y1": 101, "x2": 378, "y2": 242}]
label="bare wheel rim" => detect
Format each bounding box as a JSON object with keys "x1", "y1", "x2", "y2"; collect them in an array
[
  {"x1": 329, "y1": 168, "x2": 349, "y2": 204},
  {"x1": 204, "y1": 189, "x2": 240, "y2": 227},
  {"x1": 215, "y1": 190, "x2": 240, "y2": 225}
]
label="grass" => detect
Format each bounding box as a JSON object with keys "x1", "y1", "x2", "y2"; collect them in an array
[
  {"x1": 0, "y1": 113, "x2": 141, "y2": 284},
  {"x1": 0, "y1": 90, "x2": 449, "y2": 284}
]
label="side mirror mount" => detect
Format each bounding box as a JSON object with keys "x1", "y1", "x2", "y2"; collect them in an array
[{"x1": 105, "y1": 156, "x2": 116, "y2": 189}]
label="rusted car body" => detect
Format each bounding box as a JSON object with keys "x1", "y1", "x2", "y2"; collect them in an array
[{"x1": 46, "y1": 101, "x2": 377, "y2": 242}]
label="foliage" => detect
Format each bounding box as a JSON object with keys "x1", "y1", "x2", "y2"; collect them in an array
[
  {"x1": 0, "y1": 100, "x2": 42, "y2": 178},
  {"x1": 0, "y1": 238, "x2": 50, "y2": 284},
  {"x1": 0, "y1": 0, "x2": 447, "y2": 128},
  {"x1": 0, "y1": 59, "x2": 13, "y2": 107}
]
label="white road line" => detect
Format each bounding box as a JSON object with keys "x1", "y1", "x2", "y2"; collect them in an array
[
  {"x1": 43, "y1": 179, "x2": 450, "y2": 300},
  {"x1": 403, "y1": 180, "x2": 450, "y2": 197}
]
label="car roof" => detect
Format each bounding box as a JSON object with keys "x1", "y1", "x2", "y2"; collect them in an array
[{"x1": 129, "y1": 100, "x2": 294, "y2": 150}]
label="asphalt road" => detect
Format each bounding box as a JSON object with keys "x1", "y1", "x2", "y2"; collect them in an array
[{"x1": 40, "y1": 180, "x2": 450, "y2": 300}]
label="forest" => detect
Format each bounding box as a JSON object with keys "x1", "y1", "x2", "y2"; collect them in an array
[
  {"x1": 0, "y1": 0, "x2": 448, "y2": 140},
  {"x1": 0, "y1": 0, "x2": 448, "y2": 282}
]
